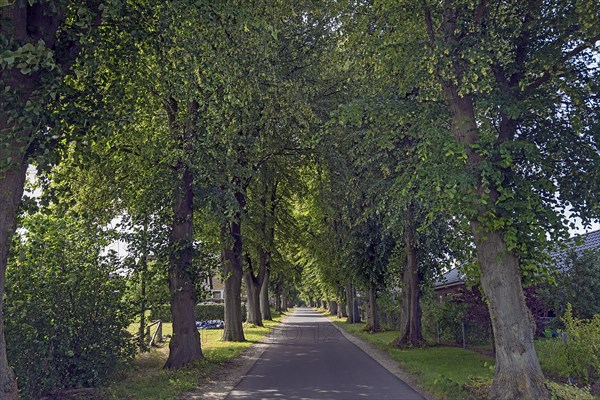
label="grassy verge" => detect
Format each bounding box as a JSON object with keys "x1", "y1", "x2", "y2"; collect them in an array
[
  {"x1": 325, "y1": 314, "x2": 597, "y2": 400},
  {"x1": 103, "y1": 311, "x2": 286, "y2": 400}
]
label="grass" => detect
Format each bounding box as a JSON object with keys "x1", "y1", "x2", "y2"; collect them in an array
[
  {"x1": 328, "y1": 318, "x2": 493, "y2": 399},
  {"x1": 325, "y1": 314, "x2": 598, "y2": 400},
  {"x1": 103, "y1": 311, "x2": 286, "y2": 400},
  {"x1": 535, "y1": 337, "x2": 570, "y2": 378}
]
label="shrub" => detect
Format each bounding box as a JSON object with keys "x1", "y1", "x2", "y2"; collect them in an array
[
  {"x1": 5, "y1": 213, "x2": 136, "y2": 399},
  {"x1": 151, "y1": 303, "x2": 247, "y2": 323},
  {"x1": 562, "y1": 303, "x2": 600, "y2": 384},
  {"x1": 196, "y1": 304, "x2": 224, "y2": 321}
]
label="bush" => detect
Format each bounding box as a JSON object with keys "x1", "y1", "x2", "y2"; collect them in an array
[
  {"x1": 197, "y1": 304, "x2": 224, "y2": 321},
  {"x1": 151, "y1": 302, "x2": 247, "y2": 323},
  {"x1": 562, "y1": 303, "x2": 600, "y2": 384},
  {"x1": 150, "y1": 305, "x2": 173, "y2": 322},
  {"x1": 5, "y1": 213, "x2": 136, "y2": 399},
  {"x1": 423, "y1": 287, "x2": 493, "y2": 346}
]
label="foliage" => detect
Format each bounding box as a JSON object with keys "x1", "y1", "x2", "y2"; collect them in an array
[
  {"x1": 538, "y1": 249, "x2": 600, "y2": 319},
  {"x1": 422, "y1": 287, "x2": 492, "y2": 346},
  {"x1": 150, "y1": 303, "x2": 246, "y2": 324},
  {"x1": 562, "y1": 304, "x2": 600, "y2": 384},
  {"x1": 548, "y1": 381, "x2": 596, "y2": 400},
  {"x1": 5, "y1": 211, "x2": 136, "y2": 399},
  {"x1": 330, "y1": 318, "x2": 494, "y2": 399},
  {"x1": 377, "y1": 291, "x2": 401, "y2": 330},
  {"x1": 331, "y1": 317, "x2": 597, "y2": 400},
  {"x1": 104, "y1": 311, "x2": 285, "y2": 400},
  {"x1": 535, "y1": 339, "x2": 570, "y2": 378}
]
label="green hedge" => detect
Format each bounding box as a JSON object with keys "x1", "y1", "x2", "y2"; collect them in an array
[{"x1": 150, "y1": 303, "x2": 246, "y2": 323}]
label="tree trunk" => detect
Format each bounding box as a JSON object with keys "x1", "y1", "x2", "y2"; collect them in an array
[
  {"x1": 138, "y1": 218, "x2": 149, "y2": 350},
  {"x1": 281, "y1": 290, "x2": 288, "y2": 312},
  {"x1": 396, "y1": 202, "x2": 423, "y2": 346},
  {"x1": 164, "y1": 163, "x2": 203, "y2": 368},
  {"x1": 0, "y1": 6, "x2": 66, "y2": 397},
  {"x1": 328, "y1": 301, "x2": 338, "y2": 316},
  {"x1": 366, "y1": 284, "x2": 380, "y2": 332},
  {"x1": 0, "y1": 2, "x2": 101, "y2": 395},
  {"x1": 275, "y1": 290, "x2": 282, "y2": 312},
  {"x1": 345, "y1": 284, "x2": 361, "y2": 323},
  {"x1": 260, "y1": 264, "x2": 272, "y2": 320},
  {"x1": 440, "y1": 79, "x2": 549, "y2": 398},
  {"x1": 138, "y1": 264, "x2": 147, "y2": 350},
  {"x1": 338, "y1": 301, "x2": 347, "y2": 318},
  {"x1": 222, "y1": 219, "x2": 245, "y2": 342},
  {"x1": 0, "y1": 154, "x2": 27, "y2": 400},
  {"x1": 472, "y1": 222, "x2": 548, "y2": 399},
  {"x1": 244, "y1": 254, "x2": 263, "y2": 326}
]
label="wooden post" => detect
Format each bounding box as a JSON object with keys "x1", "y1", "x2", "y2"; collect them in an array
[
  {"x1": 156, "y1": 320, "x2": 163, "y2": 343},
  {"x1": 145, "y1": 326, "x2": 151, "y2": 344}
]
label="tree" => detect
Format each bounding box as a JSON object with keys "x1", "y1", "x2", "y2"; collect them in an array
[
  {"x1": 349, "y1": 1, "x2": 600, "y2": 398},
  {"x1": 0, "y1": 2, "x2": 105, "y2": 397}
]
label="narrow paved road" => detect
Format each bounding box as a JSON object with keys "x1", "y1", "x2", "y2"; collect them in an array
[{"x1": 226, "y1": 308, "x2": 425, "y2": 400}]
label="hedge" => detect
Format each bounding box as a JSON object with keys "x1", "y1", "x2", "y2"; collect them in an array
[{"x1": 150, "y1": 303, "x2": 247, "y2": 323}]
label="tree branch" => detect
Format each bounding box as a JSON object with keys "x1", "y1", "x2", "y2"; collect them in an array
[{"x1": 523, "y1": 33, "x2": 600, "y2": 96}]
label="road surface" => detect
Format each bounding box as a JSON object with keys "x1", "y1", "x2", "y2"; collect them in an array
[{"x1": 226, "y1": 307, "x2": 425, "y2": 400}]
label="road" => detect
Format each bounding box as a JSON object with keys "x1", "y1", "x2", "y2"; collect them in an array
[{"x1": 226, "y1": 307, "x2": 425, "y2": 400}]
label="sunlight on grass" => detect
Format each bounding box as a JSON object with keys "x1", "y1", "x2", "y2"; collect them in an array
[
  {"x1": 105, "y1": 311, "x2": 286, "y2": 400},
  {"x1": 327, "y1": 315, "x2": 493, "y2": 399},
  {"x1": 327, "y1": 314, "x2": 597, "y2": 400}
]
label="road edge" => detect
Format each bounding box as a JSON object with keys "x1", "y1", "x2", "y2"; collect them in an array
[
  {"x1": 324, "y1": 314, "x2": 435, "y2": 400},
  {"x1": 179, "y1": 312, "x2": 293, "y2": 400}
]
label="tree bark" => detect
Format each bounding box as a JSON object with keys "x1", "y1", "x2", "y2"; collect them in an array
[
  {"x1": 396, "y1": 202, "x2": 423, "y2": 346},
  {"x1": 0, "y1": 154, "x2": 26, "y2": 400},
  {"x1": 244, "y1": 253, "x2": 263, "y2": 326},
  {"x1": 472, "y1": 222, "x2": 548, "y2": 399},
  {"x1": 345, "y1": 284, "x2": 361, "y2": 323},
  {"x1": 260, "y1": 263, "x2": 272, "y2": 320},
  {"x1": 338, "y1": 301, "x2": 347, "y2": 318},
  {"x1": 164, "y1": 159, "x2": 203, "y2": 368},
  {"x1": 328, "y1": 300, "x2": 338, "y2": 316},
  {"x1": 163, "y1": 98, "x2": 203, "y2": 368},
  {"x1": 281, "y1": 290, "x2": 289, "y2": 312},
  {"x1": 222, "y1": 217, "x2": 246, "y2": 342},
  {"x1": 275, "y1": 291, "x2": 282, "y2": 312},
  {"x1": 366, "y1": 284, "x2": 380, "y2": 332}
]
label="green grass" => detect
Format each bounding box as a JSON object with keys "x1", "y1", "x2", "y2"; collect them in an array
[
  {"x1": 326, "y1": 314, "x2": 598, "y2": 400},
  {"x1": 103, "y1": 311, "x2": 286, "y2": 400},
  {"x1": 329, "y1": 318, "x2": 493, "y2": 399},
  {"x1": 535, "y1": 337, "x2": 569, "y2": 378}
]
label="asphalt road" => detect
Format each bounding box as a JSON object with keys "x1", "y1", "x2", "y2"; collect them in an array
[{"x1": 226, "y1": 307, "x2": 425, "y2": 400}]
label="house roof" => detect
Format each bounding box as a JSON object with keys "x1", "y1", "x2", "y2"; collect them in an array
[
  {"x1": 434, "y1": 267, "x2": 465, "y2": 289},
  {"x1": 433, "y1": 229, "x2": 600, "y2": 288},
  {"x1": 551, "y1": 229, "x2": 600, "y2": 271}
]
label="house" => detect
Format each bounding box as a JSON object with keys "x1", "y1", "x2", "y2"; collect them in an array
[
  {"x1": 434, "y1": 229, "x2": 600, "y2": 298},
  {"x1": 204, "y1": 274, "x2": 225, "y2": 302},
  {"x1": 433, "y1": 267, "x2": 466, "y2": 301},
  {"x1": 550, "y1": 229, "x2": 600, "y2": 271}
]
